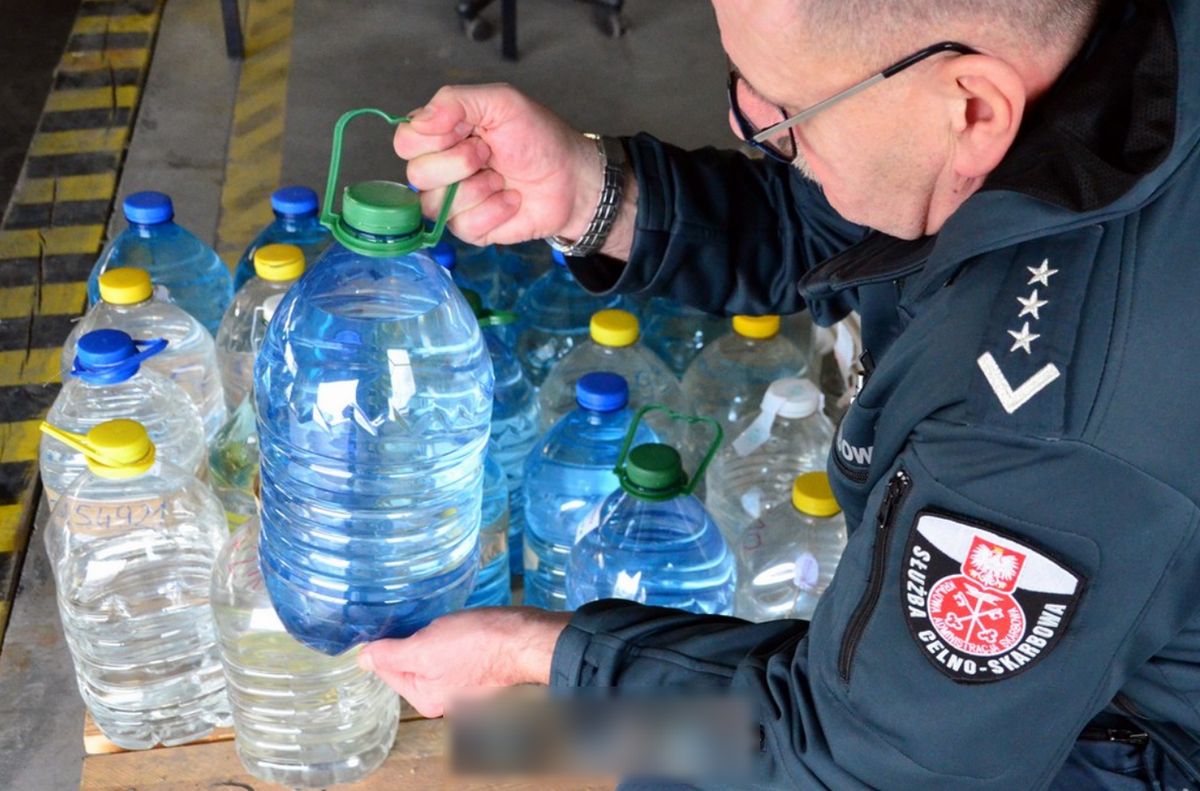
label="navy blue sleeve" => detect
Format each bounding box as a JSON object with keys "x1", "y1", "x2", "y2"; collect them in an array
[
  {"x1": 550, "y1": 423, "x2": 1200, "y2": 788},
  {"x1": 566, "y1": 133, "x2": 867, "y2": 319}
]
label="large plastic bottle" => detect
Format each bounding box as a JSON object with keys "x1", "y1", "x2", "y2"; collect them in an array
[
  {"x1": 87, "y1": 192, "x2": 234, "y2": 335},
  {"x1": 211, "y1": 517, "x2": 399, "y2": 787},
  {"x1": 63, "y1": 268, "x2": 226, "y2": 442},
  {"x1": 537, "y1": 309, "x2": 687, "y2": 431},
  {"x1": 567, "y1": 409, "x2": 735, "y2": 615},
  {"x1": 41, "y1": 329, "x2": 206, "y2": 506},
  {"x1": 216, "y1": 243, "x2": 307, "y2": 412},
  {"x1": 39, "y1": 419, "x2": 230, "y2": 749},
  {"x1": 232, "y1": 186, "x2": 333, "y2": 291},
  {"x1": 641, "y1": 298, "x2": 730, "y2": 377},
  {"x1": 255, "y1": 109, "x2": 492, "y2": 655},
  {"x1": 464, "y1": 449, "x2": 512, "y2": 608},
  {"x1": 681, "y1": 315, "x2": 808, "y2": 436},
  {"x1": 523, "y1": 373, "x2": 656, "y2": 610},
  {"x1": 464, "y1": 291, "x2": 540, "y2": 577},
  {"x1": 735, "y1": 472, "x2": 846, "y2": 622},
  {"x1": 705, "y1": 378, "x2": 834, "y2": 543},
  {"x1": 512, "y1": 249, "x2": 626, "y2": 386}
]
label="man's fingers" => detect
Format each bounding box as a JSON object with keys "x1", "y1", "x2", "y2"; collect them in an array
[
  {"x1": 447, "y1": 190, "x2": 523, "y2": 245},
  {"x1": 393, "y1": 116, "x2": 472, "y2": 160},
  {"x1": 407, "y1": 137, "x2": 492, "y2": 193},
  {"x1": 443, "y1": 169, "x2": 506, "y2": 220},
  {"x1": 359, "y1": 638, "x2": 428, "y2": 678}
]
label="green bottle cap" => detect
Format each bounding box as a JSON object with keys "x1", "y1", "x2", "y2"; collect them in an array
[
  {"x1": 340, "y1": 181, "x2": 423, "y2": 237},
  {"x1": 622, "y1": 443, "x2": 687, "y2": 499}
]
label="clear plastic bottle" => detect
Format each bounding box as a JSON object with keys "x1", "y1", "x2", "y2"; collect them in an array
[
  {"x1": 735, "y1": 472, "x2": 846, "y2": 622},
  {"x1": 42, "y1": 329, "x2": 206, "y2": 507},
  {"x1": 523, "y1": 373, "x2": 656, "y2": 610},
  {"x1": 641, "y1": 298, "x2": 730, "y2": 377},
  {"x1": 256, "y1": 145, "x2": 491, "y2": 655},
  {"x1": 211, "y1": 517, "x2": 399, "y2": 787},
  {"x1": 567, "y1": 413, "x2": 735, "y2": 615},
  {"x1": 40, "y1": 419, "x2": 230, "y2": 749},
  {"x1": 87, "y1": 192, "x2": 234, "y2": 335},
  {"x1": 537, "y1": 309, "x2": 687, "y2": 431},
  {"x1": 705, "y1": 378, "x2": 834, "y2": 543},
  {"x1": 465, "y1": 293, "x2": 540, "y2": 577},
  {"x1": 512, "y1": 250, "x2": 627, "y2": 386},
  {"x1": 216, "y1": 243, "x2": 306, "y2": 412},
  {"x1": 464, "y1": 449, "x2": 512, "y2": 608},
  {"x1": 681, "y1": 315, "x2": 808, "y2": 436},
  {"x1": 232, "y1": 186, "x2": 333, "y2": 291},
  {"x1": 63, "y1": 268, "x2": 227, "y2": 443},
  {"x1": 207, "y1": 398, "x2": 259, "y2": 529}
]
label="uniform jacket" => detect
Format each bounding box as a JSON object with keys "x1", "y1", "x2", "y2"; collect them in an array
[{"x1": 550, "y1": 0, "x2": 1200, "y2": 787}]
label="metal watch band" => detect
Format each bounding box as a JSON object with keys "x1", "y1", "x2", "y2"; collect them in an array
[{"x1": 546, "y1": 133, "x2": 626, "y2": 257}]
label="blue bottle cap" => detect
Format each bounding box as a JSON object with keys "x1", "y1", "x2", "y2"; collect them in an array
[
  {"x1": 270, "y1": 185, "x2": 319, "y2": 217},
  {"x1": 122, "y1": 191, "x2": 174, "y2": 225},
  {"x1": 576, "y1": 371, "x2": 629, "y2": 412},
  {"x1": 431, "y1": 240, "x2": 457, "y2": 270},
  {"x1": 73, "y1": 329, "x2": 168, "y2": 384},
  {"x1": 552, "y1": 249, "x2": 568, "y2": 267}
]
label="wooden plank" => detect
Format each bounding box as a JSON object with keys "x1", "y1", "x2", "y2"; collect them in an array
[{"x1": 80, "y1": 718, "x2": 615, "y2": 790}]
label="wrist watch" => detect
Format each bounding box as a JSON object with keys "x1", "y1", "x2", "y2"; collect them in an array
[{"x1": 546, "y1": 133, "x2": 626, "y2": 258}]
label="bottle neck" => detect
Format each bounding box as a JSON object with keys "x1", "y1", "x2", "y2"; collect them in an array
[
  {"x1": 128, "y1": 220, "x2": 170, "y2": 237},
  {"x1": 275, "y1": 212, "x2": 319, "y2": 233}
]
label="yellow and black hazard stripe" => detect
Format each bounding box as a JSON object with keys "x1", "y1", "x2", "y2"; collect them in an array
[{"x1": 0, "y1": 0, "x2": 164, "y2": 645}]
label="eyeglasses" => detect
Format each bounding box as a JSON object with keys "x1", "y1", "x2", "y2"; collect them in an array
[{"x1": 728, "y1": 41, "x2": 978, "y2": 164}]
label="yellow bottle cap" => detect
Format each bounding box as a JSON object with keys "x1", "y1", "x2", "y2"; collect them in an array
[
  {"x1": 39, "y1": 418, "x2": 156, "y2": 479},
  {"x1": 98, "y1": 268, "x2": 153, "y2": 305},
  {"x1": 732, "y1": 315, "x2": 781, "y2": 339},
  {"x1": 590, "y1": 309, "x2": 639, "y2": 348},
  {"x1": 253, "y1": 243, "x2": 306, "y2": 282},
  {"x1": 792, "y1": 471, "x2": 841, "y2": 517}
]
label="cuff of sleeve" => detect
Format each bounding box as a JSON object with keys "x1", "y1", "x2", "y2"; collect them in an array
[
  {"x1": 549, "y1": 599, "x2": 652, "y2": 688},
  {"x1": 564, "y1": 133, "x2": 673, "y2": 298}
]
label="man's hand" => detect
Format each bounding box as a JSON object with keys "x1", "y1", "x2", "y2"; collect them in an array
[
  {"x1": 395, "y1": 84, "x2": 636, "y2": 258},
  {"x1": 357, "y1": 606, "x2": 572, "y2": 718}
]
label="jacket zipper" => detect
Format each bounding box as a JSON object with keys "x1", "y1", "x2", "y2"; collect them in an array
[{"x1": 838, "y1": 468, "x2": 911, "y2": 683}]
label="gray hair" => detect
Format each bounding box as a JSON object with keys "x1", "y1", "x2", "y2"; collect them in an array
[{"x1": 802, "y1": 0, "x2": 1103, "y2": 63}]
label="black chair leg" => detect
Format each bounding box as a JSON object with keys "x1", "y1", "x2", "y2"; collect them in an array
[
  {"x1": 220, "y1": 0, "x2": 244, "y2": 58},
  {"x1": 500, "y1": 0, "x2": 517, "y2": 60}
]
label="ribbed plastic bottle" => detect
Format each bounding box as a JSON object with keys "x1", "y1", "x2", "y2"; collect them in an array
[
  {"x1": 681, "y1": 315, "x2": 808, "y2": 435},
  {"x1": 512, "y1": 249, "x2": 626, "y2": 386},
  {"x1": 207, "y1": 398, "x2": 259, "y2": 529},
  {"x1": 216, "y1": 243, "x2": 307, "y2": 412},
  {"x1": 705, "y1": 378, "x2": 834, "y2": 543},
  {"x1": 464, "y1": 448, "x2": 513, "y2": 608},
  {"x1": 87, "y1": 192, "x2": 234, "y2": 335},
  {"x1": 523, "y1": 373, "x2": 656, "y2": 610},
  {"x1": 64, "y1": 268, "x2": 226, "y2": 442},
  {"x1": 537, "y1": 309, "x2": 687, "y2": 431},
  {"x1": 641, "y1": 298, "x2": 730, "y2": 377},
  {"x1": 232, "y1": 186, "x2": 333, "y2": 291},
  {"x1": 211, "y1": 517, "x2": 399, "y2": 787},
  {"x1": 567, "y1": 408, "x2": 735, "y2": 614},
  {"x1": 41, "y1": 329, "x2": 206, "y2": 506},
  {"x1": 40, "y1": 419, "x2": 230, "y2": 749},
  {"x1": 463, "y1": 290, "x2": 540, "y2": 577},
  {"x1": 255, "y1": 109, "x2": 492, "y2": 655},
  {"x1": 735, "y1": 472, "x2": 846, "y2": 622}
]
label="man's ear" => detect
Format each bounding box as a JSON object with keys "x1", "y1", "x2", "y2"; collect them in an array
[{"x1": 936, "y1": 54, "x2": 1027, "y2": 180}]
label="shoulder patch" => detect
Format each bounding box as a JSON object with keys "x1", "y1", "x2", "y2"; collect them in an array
[
  {"x1": 967, "y1": 227, "x2": 1103, "y2": 437},
  {"x1": 902, "y1": 510, "x2": 1083, "y2": 684}
]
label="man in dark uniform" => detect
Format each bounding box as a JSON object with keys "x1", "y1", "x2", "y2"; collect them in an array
[{"x1": 358, "y1": 0, "x2": 1200, "y2": 786}]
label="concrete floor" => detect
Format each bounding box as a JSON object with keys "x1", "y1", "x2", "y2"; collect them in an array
[{"x1": 0, "y1": 1, "x2": 730, "y2": 788}]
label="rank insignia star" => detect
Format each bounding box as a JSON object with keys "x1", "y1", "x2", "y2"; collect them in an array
[
  {"x1": 1017, "y1": 290, "x2": 1049, "y2": 320},
  {"x1": 1008, "y1": 322, "x2": 1040, "y2": 355},
  {"x1": 1027, "y1": 259, "x2": 1059, "y2": 287}
]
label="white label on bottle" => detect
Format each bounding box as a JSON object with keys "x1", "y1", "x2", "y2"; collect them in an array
[
  {"x1": 794, "y1": 552, "x2": 820, "y2": 591},
  {"x1": 248, "y1": 605, "x2": 284, "y2": 632},
  {"x1": 573, "y1": 503, "x2": 604, "y2": 544},
  {"x1": 740, "y1": 488, "x2": 763, "y2": 520},
  {"x1": 83, "y1": 558, "x2": 126, "y2": 586}
]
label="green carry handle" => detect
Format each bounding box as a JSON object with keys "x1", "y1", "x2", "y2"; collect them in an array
[
  {"x1": 612, "y1": 405, "x2": 724, "y2": 501},
  {"x1": 320, "y1": 108, "x2": 459, "y2": 256}
]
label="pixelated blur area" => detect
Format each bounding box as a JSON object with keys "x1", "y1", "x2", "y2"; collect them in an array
[{"x1": 449, "y1": 686, "x2": 758, "y2": 784}]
